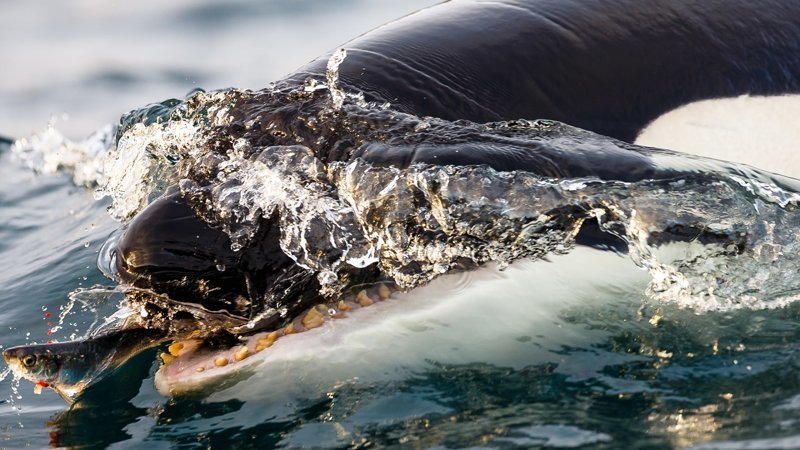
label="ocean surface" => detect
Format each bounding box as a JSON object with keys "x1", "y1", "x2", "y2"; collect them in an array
[{"x1": 3, "y1": 1, "x2": 800, "y2": 450}]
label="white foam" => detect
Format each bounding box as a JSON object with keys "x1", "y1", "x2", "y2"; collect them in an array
[
  {"x1": 98, "y1": 120, "x2": 200, "y2": 220},
  {"x1": 11, "y1": 122, "x2": 114, "y2": 187}
]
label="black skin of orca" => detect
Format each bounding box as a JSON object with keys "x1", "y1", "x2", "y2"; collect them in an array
[
  {"x1": 114, "y1": 0, "x2": 800, "y2": 319},
  {"x1": 290, "y1": 0, "x2": 800, "y2": 144},
  {"x1": 115, "y1": 187, "x2": 324, "y2": 321}
]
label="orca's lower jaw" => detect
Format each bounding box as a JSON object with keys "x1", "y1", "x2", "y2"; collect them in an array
[{"x1": 154, "y1": 281, "x2": 398, "y2": 396}]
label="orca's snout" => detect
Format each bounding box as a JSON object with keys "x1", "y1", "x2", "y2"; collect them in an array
[
  {"x1": 112, "y1": 185, "x2": 306, "y2": 319},
  {"x1": 115, "y1": 189, "x2": 236, "y2": 280},
  {"x1": 113, "y1": 187, "x2": 253, "y2": 315}
]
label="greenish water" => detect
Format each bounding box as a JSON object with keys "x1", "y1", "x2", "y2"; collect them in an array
[{"x1": 3, "y1": 2, "x2": 800, "y2": 449}]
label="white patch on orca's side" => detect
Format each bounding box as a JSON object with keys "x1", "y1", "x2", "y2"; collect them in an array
[
  {"x1": 155, "y1": 247, "x2": 650, "y2": 405},
  {"x1": 635, "y1": 95, "x2": 800, "y2": 178}
]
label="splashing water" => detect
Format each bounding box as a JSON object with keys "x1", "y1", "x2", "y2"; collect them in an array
[
  {"x1": 0, "y1": 368, "x2": 12, "y2": 385},
  {"x1": 11, "y1": 122, "x2": 116, "y2": 188},
  {"x1": 326, "y1": 48, "x2": 348, "y2": 111},
  {"x1": 97, "y1": 120, "x2": 201, "y2": 220},
  {"x1": 13, "y1": 85, "x2": 800, "y2": 314},
  {"x1": 160, "y1": 86, "x2": 800, "y2": 312},
  {"x1": 332, "y1": 155, "x2": 800, "y2": 310},
  {"x1": 52, "y1": 286, "x2": 131, "y2": 340}
]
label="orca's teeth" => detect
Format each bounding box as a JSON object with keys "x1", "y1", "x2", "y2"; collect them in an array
[
  {"x1": 356, "y1": 290, "x2": 374, "y2": 306},
  {"x1": 160, "y1": 352, "x2": 175, "y2": 364},
  {"x1": 255, "y1": 331, "x2": 279, "y2": 352},
  {"x1": 157, "y1": 283, "x2": 398, "y2": 389},
  {"x1": 377, "y1": 284, "x2": 391, "y2": 300},
  {"x1": 168, "y1": 342, "x2": 184, "y2": 356},
  {"x1": 301, "y1": 307, "x2": 325, "y2": 329},
  {"x1": 233, "y1": 346, "x2": 250, "y2": 362}
]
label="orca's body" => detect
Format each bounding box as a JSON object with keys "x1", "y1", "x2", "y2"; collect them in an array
[
  {"x1": 79, "y1": 0, "x2": 800, "y2": 332},
  {"x1": 6, "y1": 0, "x2": 800, "y2": 399},
  {"x1": 288, "y1": 0, "x2": 800, "y2": 143}
]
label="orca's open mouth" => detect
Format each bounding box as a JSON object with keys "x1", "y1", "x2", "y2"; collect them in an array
[{"x1": 155, "y1": 282, "x2": 396, "y2": 395}]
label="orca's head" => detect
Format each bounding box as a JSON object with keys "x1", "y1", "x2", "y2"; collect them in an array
[{"x1": 112, "y1": 186, "x2": 317, "y2": 322}]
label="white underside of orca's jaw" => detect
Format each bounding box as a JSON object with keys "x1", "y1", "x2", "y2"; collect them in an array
[
  {"x1": 154, "y1": 247, "x2": 649, "y2": 400},
  {"x1": 636, "y1": 95, "x2": 800, "y2": 178}
]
